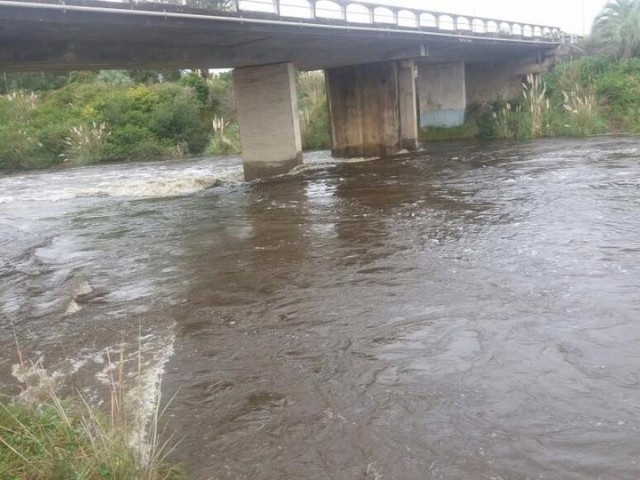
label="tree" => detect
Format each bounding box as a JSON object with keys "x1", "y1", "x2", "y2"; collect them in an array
[
  {"x1": 128, "y1": 69, "x2": 183, "y2": 84},
  {"x1": 183, "y1": 0, "x2": 235, "y2": 11},
  {"x1": 592, "y1": 0, "x2": 640, "y2": 58}
]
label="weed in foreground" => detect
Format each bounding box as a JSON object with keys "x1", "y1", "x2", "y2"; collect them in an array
[{"x1": 0, "y1": 340, "x2": 186, "y2": 480}]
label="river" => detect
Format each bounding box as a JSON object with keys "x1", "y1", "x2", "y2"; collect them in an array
[{"x1": 1, "y1": 137, "x2": 640, "y2": 479}]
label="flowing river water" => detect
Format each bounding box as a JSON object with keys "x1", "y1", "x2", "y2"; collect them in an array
[{"x1": 1, "y1": 138, "x2": 640, "y2": 479}]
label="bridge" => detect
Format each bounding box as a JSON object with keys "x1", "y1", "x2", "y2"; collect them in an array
[{"x1": 0, "y1": 0, "x2": 567, "y2": 179}]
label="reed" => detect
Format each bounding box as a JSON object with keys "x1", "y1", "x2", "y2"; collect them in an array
[
  {"x1": 522, "y1": 73, "x2": 550, "y2": 137},
  {"x1": 62, "y1": 121, "x2": 110, "y2": 165},
  {"x1": 491, "y1": 102, "x2": 529, "y2": 139},
  {"x1": 207, "y1": 116, "x2": 241, "y2": 155},
  {"x1": 562, "y1": 84, "x2": 601, "y2": 136}
]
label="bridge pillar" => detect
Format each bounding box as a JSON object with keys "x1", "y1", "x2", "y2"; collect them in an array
[
  {"x1": 233, "y1": 62, "x2": 302, "y2": 181},
  {"x1": 325, "y1": 62, "x2": 403, "y2": 158},
  {"x1": 417, "y1": 62, "x2": 466, "y2": 129},
  {"x1": 398, "y1": 60, "x2": 418, "y2": 151}
]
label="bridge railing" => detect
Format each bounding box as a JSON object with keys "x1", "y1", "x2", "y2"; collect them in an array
[
  {"x1": 13, "y1": 0, "x2": 567, "y2": 42},
  {"x1": 232, "y1": 0, "x2": 564, "y2": 40}
]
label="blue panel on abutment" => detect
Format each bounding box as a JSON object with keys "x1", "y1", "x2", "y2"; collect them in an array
[{"x1": 420, "y1": 109, "x2": 465, "y2": 128}]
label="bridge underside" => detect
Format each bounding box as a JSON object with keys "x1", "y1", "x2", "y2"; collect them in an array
[
  {"x1": 0, "y1": 0, "x2": 561, "y2": 180},
  {"x1": 0, "y1": 0, "x2": 557, "y2": 72}
]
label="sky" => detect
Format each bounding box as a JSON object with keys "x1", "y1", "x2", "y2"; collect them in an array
[{"x1": 373, "y1": 0, "x2": 609, "y2": 35}]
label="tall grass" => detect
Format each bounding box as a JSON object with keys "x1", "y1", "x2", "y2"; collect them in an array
[
  {"x1": 62, "y1": 121, "x2": 110, "y2": 165},
  {"x1": 0, "y1": 341, "x2": 185, "y2": 480},
  {"x1": 491, "y1": 102, "x2": 530, "y2": 139},
  {"x1": 488, "y1": 73, "x2": 603, "y2": 139},
  {"x1": 562, "y1": 84, "x2": 601, "y2": 136},
  {"x1": 206, "y1": 116, "x2": 241, "y2": 155},
  {"x1": 522, "y1": 73, "x2": 550, "y2": 137}
]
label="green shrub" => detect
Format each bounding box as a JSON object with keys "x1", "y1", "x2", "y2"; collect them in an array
[
  {"x1": 180, "y1": 72, "x2": 209, "y2": 106},
  {"x1": 207, "y1": 71, "x2": 236, "y2": 122},
  {"x1": 297, "y1": 72, "x2": 331, "y2": 149},
  {"x1": 0, "y1": 126, "x2": 45, "y2": 170},
  {"x1": 149, "y1": 88, "x2": 209, "y2": 154},
  {"x1": 103, "y1": 124, "x2": 160, "y2": 160}
]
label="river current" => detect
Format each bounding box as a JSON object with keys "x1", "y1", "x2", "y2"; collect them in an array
[{"x1": 1, "y1": 138, "x2": 640, "y2": 479}]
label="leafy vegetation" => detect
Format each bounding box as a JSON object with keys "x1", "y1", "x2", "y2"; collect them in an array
[
  {"x1": 297, "y1": 72, "x2": 331, "y2": 150},
  {"x1": 0, "y1": 73, "x2": 219, "y2": 171},
  {"x1": 468, "y1": 0, "x2": 640, "y2": 140},
  {"x1": 0, "y1": 69, "x2": 330, "y2": 172},
  {"x1": 591, "y1": 0, "x2": 640, "y2": 59},
  {"x1": 470, "y1": 54, "x2": 640, "y2": 140}
]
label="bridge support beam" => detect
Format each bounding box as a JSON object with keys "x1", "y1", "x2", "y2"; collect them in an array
[
  {"x1": 417, "y1": 62, "x2": 466, "y2": 129},
  {"x1": 326, "y1": 62, "x2": 407, "y2": 158},
  {"x1": 233, "y1": 62, "x2": 302, "y2": 181}
]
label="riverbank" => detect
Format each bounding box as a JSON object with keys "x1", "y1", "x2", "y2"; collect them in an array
[
  {"x1": 0, "y1": 70, "x2": 329, "y2": 172},
  {"x1": 0, "y1": 397, "x2": 187, "y2": 479},
  {"x1": 423, "y1": 56, "x2": 640, "y2": 141},
  {"x1": 1, "y1": 55, "x2": 638, "y2": 173}
]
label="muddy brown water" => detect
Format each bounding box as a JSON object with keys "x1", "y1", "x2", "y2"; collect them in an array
[{"x1": 1, "y1": 138, "x2": 640, "y2": 479}]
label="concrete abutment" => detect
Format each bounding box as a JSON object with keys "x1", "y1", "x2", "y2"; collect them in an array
[
  {"x1": 233, "y1": 62, "x2": 302, "y2": 181},
  {"x1": 417, "y1": 62, "x2": 467, "y2": 130}
]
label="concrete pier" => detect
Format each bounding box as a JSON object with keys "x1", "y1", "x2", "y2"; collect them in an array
[
  {"x1": 397, "y1": 60, "x2": 418, "y2": 151},
  {"x1": 417, "y1": 62, "x2": 466, "y2": 129},
  {"x1": 325, "y1": 62, "x2": 402, "y2": 158},
  {"x1": 233, "y1": 62, "x2": 302, "y2": 181}
]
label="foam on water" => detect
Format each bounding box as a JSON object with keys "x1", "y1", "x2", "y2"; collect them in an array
[
  {"x1": 287, "y1": 155, "x2": 377, "y2": 177},
  {"x1": 11, "y1": 361, "x2": 65, "y2": 406},
  {"x1": 0, "y1": 158, "x2": 245, "y2": 203},
  {"x1": 124, "y1": 329, "x2": 176, "y2": 462}
]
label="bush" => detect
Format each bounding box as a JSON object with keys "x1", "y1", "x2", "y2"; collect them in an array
[
  {"x1": 297, "y1": 72, "x2": 331, "y2": 150},
  {"x1": 0, "y1": 78, "x2": 218, "y2": 170},
  {"x1": 0, "y1": 126, "x2": 45, "y2": 170},
  {"x1": 149, "y1": 87, "x2": 209, "y2": 154},
  {"x1": 180, "y1": 72, "x2": 209, "y2": 106},
  {"x1": 207, "y1": 71, "x2": 236, "y2": 123}
]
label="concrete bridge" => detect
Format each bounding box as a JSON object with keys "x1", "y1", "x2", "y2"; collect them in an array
[{"x1": 0, "y1": 0, "x2": 568, "y2": 179}]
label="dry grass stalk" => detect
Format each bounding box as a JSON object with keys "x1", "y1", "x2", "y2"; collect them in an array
[
  {"x1": 522, "y1": 73, "x2": 550, "y2": 137},
  {"x1": 562, "y1": 83, "x2": 599, "y2": 136},
  {"x1": 62, "y1": 121, "x2": 110, "y2": 165}
]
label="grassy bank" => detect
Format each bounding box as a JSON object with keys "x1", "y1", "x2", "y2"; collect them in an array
[
  {"x1": 464, "y1": 56, "x2": 640, "y2": 141},
  {"x1": 0, "y1": 398, "x2": 186, "y2": 480},
  {"x1": 0, "y1": 344, "x2": 185, "y2": 480},
  {"x1": 0, "y1": 69, "x2": 330, "y2": 172}
]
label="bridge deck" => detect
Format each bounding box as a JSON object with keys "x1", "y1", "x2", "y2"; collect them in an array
[{"x1": 0, "y1": 0, "x2": 565, "y2": 71}]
